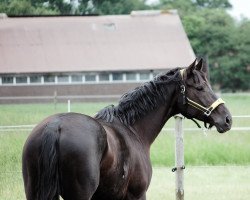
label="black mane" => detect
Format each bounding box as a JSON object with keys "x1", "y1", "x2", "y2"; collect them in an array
[{"x1": 95, "y1": 68, "x2": 182, "y2": 125}]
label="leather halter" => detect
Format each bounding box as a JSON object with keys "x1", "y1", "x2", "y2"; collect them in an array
[{"x1": 179, "y1": 69, "x2": 225, "y2": 117}]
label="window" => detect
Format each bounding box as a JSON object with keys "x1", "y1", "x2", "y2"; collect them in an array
[
  {"x1": 85, "y1": 74, "x2": 96, "y2": 82},
  {"x1": 30, "y1": 75, "x2": 42, "y2": 83},
  {"x1": 58, "y1": 75, "x2": 69, "y2": 83},
  {"x1": 112, "y1": 73, "x2": 123, "y2": 81},
  {"x1": 2, "y1": 76, "x2": 13, "y2": 84},
  {"x1": 0, "y1": 72, "x2": 152, "y2": 86},
  {"x1": 44, "y1": 75, "x2": 55, "y2": 83},
  {"x1": 126, "y1": 73, "x2": 136, "y2": 81},
  {"x1": 71, "y1": 75, "x2": 82, "y2": 83},
  {"x1": 139, "y1": 73, "x2": 150, "y2": 81},
  {"x1": 16, "y1": 76, "x2": 27, "y2": 84},
  {"x1": 99, "y1": 74, "x2": 110, "y2": 82}
]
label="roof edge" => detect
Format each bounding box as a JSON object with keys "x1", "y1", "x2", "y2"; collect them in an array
[{"x1": 6, "y1": 14, "x2": 99, "y2": 18}]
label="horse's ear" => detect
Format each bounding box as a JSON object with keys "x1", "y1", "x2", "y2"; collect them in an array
[
  {"x1": 195, "y1": 58, "x2": 203, "y2": 71},
  {"x1": 186, "y1": 58, "x2": 196, "y2": 78},
  {"x1": 196, "y1": 58, "x2": 209, "y2": 75},
  {"x1": 189, "y1": 58, "x2": 197, "y2": 68},
  {"x1": 201, "y1": 59, "x2": 208, "y2": 75}
]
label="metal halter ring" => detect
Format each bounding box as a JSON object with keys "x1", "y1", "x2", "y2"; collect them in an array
[{"x1": 180, "y1": 85, "x2": 185, "y2": 94}]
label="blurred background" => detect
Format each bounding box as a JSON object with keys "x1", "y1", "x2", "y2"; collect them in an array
[{"x1": 0, "y1": 0, "x2": 249, "y2": 200}]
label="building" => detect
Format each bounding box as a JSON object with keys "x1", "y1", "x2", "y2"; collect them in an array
[{"x1": 0, "y1": 10, "x2": 195, "y2": 103}]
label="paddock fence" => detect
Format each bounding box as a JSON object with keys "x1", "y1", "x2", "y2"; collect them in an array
[{"x1": 0, "y1": 115, "x2": 249, "y2": 132}]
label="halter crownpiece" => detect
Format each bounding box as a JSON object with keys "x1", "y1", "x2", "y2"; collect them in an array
[
  {"x1": 180, "y1": 69, "x2": 185, "y2": 80},
  {"x1": 179, "y1": 68, "x2": 225, "y2": 117}
]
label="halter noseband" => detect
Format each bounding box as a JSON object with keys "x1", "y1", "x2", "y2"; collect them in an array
[{"x1": 179, "y1": 69, "x2": 225, "y2": 117}]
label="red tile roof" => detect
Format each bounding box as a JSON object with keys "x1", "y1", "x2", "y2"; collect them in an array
[{"x1": 0, "y1": 11, "x2": 195, "y2": 74}]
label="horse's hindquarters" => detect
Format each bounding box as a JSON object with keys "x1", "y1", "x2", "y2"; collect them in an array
[
  {"x1": 59, "y1": 117, "x2": 107, "y2": 199},
  {"x1": 22, "y1": 113, "x2": 107, "y2": 200}
]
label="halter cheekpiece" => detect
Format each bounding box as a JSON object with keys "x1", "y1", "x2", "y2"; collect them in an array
[{"x1": 179, "y1": 69, "x2": 225, "y2": 117}]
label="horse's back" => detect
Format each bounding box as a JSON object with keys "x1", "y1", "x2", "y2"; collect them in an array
[
  {"x1": 22, "y1": 113, "x2": 107, "y2": 200},
  {"x1": 23, "y1": 112, "x2": 107, "y2": 161}
]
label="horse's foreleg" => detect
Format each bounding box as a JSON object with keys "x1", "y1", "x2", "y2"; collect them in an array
[{"x1": 125, "y1": 193, "x2": 147, "y2": 200}]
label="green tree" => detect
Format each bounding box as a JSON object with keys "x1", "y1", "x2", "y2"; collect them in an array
[
  {"x1": 0, "y1": 0, "x2": 58, "y2": 15},
  {"x1": 183, "y1": 9, "x2": 235, "y2": 57},
  {"x1": 212, "y1": 20, "x2": 250, "y2": 91},
  {"x1": 158, "y1": 0, "x2": 196, "y2": 15},
  {"x1": 0, "y1": 0, "x2": 8, "y2": 14},
  {"x1": 48, "y1": 0, "x2": 72, "y2": 14},
  {"x1": 194, "y1": 0, "x2": 231, "y2": 8},
  {"x1": 30, "y1": 0, "x2": 45, "y2": 6},
  {"x1": 4, "y1": 0, "x2": 35, "y2": 15},
  {"x1": 158, "y1": 0, "x2": 231, "y2": 15},
  {"x1": 77, "y1": 0, "x2": 91, "y2": 14},
  {"x1": 159, "y1": 0, "x2": 231, "y2": 10},
  {"x1": 90, "y1": 0, "x2": 149, "y2": 15},
  {"x1": 183, "y1": 9, "x2": 250, "y2": 91},
  {"x1": 156, "y1": 0, "x2": 249, "y2": 91}
]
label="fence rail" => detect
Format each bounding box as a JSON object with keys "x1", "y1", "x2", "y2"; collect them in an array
[
  {"x1": 2, "y1": 127, "x2": 250, "y2": 132},
  {"x1": 0, "y1": 115, "x2": 249, "y2": 132}
]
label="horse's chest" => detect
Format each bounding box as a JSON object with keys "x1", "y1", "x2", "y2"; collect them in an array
[
  {"x1": 127, "y1": 165, "x2": 152, "y2": 199},
  {"x1": 96, "y1": 152, "x2": 152, "y2": 200},
  {"x1": 95, "y1": 166, "x2": 151, "y2": 200},
  {"x1": 97, "y1": 126, "x2": 152, "y2": 199},
  {"x1": 122, "y1": 147, "x2": 152, "y2": 198}
]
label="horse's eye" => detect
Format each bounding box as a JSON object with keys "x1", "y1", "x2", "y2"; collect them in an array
[{"x1": 196, "y1": 85, "x2": 204, "y2": 91}]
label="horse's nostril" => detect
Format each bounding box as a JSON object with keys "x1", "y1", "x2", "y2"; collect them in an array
[{"x1": 225, "y1": 116, "x2": 231, "y2": 125}]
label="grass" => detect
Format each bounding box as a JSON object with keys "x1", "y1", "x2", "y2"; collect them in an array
[
  {"x1": 147, "y1": 166, "x2": 250, "y2": 200},
  {"x1": 1, "y1": 167, "x2": 250, "y2": 200},
  {"x1": 0, "y1": 102, "x2": 108, "y2": 126},
  {"x1": 150, "y1": 130, "x2": 250, "y2": 166},
  {"x1": 0, "y1": 132, "x2": 28, "y2": 172}
]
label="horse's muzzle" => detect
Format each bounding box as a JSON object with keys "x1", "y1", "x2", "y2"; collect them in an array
[{"x1": 214, "y1": 115, "x2": 232, "y2": 133}]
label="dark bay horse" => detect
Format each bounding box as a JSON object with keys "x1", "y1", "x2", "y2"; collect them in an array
[{"x1": 22, "y1": 59, "x2": 232, "y2": 200}]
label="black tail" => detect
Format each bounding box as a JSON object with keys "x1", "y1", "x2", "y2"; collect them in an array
[{"x1": 37, "y1": 120, "x2": 61, "y2": 200}]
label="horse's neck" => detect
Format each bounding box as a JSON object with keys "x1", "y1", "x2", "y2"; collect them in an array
[{"x1": 132, "y1": 87, "x2": 178, "y2": 146}]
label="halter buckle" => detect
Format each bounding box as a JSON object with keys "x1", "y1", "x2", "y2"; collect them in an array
[{"x1": 204, "y1": 109, "x2": 212, "y2": 117}]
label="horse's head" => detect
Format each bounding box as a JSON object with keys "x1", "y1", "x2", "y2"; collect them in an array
[{"x1": 178, "y1": 59, "x2": 232, "y2": 133}]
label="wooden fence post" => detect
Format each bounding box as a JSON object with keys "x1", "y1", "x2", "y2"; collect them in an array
[
  {"x1": 68, "y1": 100, "x2": 71, "y2": 112},
  {"x1": 174, "y1": 114, "x2": 185, "y2": 200},
  {"x1": 54, "y1": 90, "x2": 57, "y2": 110}
]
